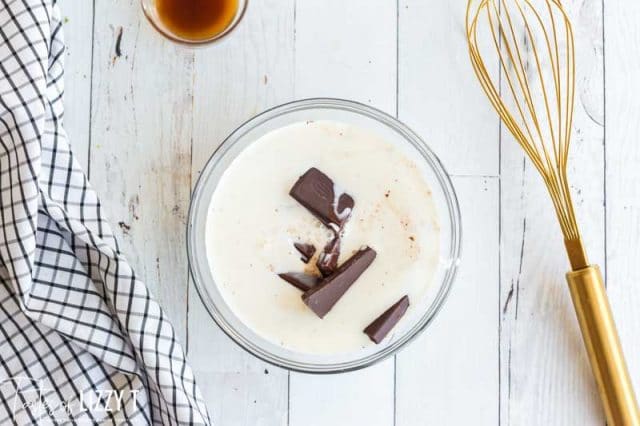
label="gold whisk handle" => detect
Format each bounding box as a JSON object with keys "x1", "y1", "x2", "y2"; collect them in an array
[{"x1": 567, "y1": 265, "x2": 640, "y2": 425}]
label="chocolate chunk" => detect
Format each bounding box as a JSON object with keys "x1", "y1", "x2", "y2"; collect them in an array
[
  {"x1": 364, "y1": 295, "x2": 410, "y2": 344},
  {"x1": 289, "y1": 168, "x2": 354, "y2": 232},
  {"x1": 278, "y1": 272, "x2": 321, "y2": 292},
  {"x1": 293, "y1": 242, "x2": 316, "y2": 263},
  {"x1": 316, "y1": 236, "x2": 341, "y2": 277},
  {"x1": 302, "y1": 247, "x2": 376, "y2": 318}
]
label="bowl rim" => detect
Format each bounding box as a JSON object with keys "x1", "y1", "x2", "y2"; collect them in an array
[
  {"x1": 186, "y1": 97, "x2": 462, "y2": 374},
  {"x1": 140, "y1": 0, "x2": 249, "y2": 47}
]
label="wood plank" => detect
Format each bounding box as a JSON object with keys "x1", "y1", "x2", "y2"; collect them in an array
[
  {"x1": 604, "y1": 0, "x2": 640, "y2": 413},
  {"x1": 289, "y1": 0, "x2": 397, "y2": 426},
  {"x1": 397, "y1": 0, "x2": 499, "y2": 177},
  {"x1": 89, "y1": 1, "x2": 194, "y2": 342},
  {"x1": 289, "y1": 1, "x2": 396, "y2": 425},
  {"x1": 289, "y1": 360, "x2": 394, "y2": 426},
  {"x1": 396, "y1": 3, "x2": 500, "y2": 423},
  {"x1": 186, "y1": 1, "x2": 295, "y2": 424},
  {"x1": 395, "y1": 176, "x2": 499, "y2": 425},
  {"x1": 396, "y1": 4, "x2": 501, "y2": 424},
  {"x1": 293, "y1": 0, "x2": 396, "y2": 110},
  {"x1": 500, "y1": 1, "x2": 605, "y2": 424},
  {"x1": 59, "y1": 0, "x2": 93, "y2": 170}
]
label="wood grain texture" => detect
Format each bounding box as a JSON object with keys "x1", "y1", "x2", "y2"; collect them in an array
[
  {"x1": 186, "y1": 1, "x2": 295, "y2": 425},
  {"x1": 57, "y1": 0, "x2": 634, "y2": 424},
  {"x1": 89, "y1": 0, "x2": 193, "y2": 342},
  {"x1": 289, "y1": 361, "x2": 394, "y2": 426},
  {"x1": 398, "y1": 0, "x2": 499, "y2": 177},
  {"x1": 605, "y1": 0, "x2": 640, "y2": 411},
  {"x1": 396, "y1": 176, "x2": 499, "y2": 426},
  {"x1": 293, "y1": 0, "x2": 396, "y2": 111},
  {"x1": 499, "y1": 1, "x2": 605, "y2": 424},
  {"x1": 59, "y1": 0, "x2": 93, "y2": 170},
  {"x1": 288, "y1": 1, "x2": 397, "y2": 425},
  {"x1": 396, "y1": 2, "x2": 501, "y2": 423}
]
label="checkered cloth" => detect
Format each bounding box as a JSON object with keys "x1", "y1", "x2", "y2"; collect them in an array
[{"x1": 0, "y1": 0, "x2": 210, "y2": 424}]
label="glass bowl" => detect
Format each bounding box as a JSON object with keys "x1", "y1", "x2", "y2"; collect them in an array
[
  {"x1": 187, "y1": 98, "x2": 461, "y2": 373},
  {"x1": 141, "y1": 0, "x2": 247, "y2": 46}
]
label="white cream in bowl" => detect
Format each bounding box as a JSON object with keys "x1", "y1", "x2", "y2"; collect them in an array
[{"x1": 205, "y1": 120, "x2": 440, "y2": 354}]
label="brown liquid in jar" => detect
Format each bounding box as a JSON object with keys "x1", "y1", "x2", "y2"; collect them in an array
[{"x1": 155, "y1": 0, "x2": 239, "y2": 41}]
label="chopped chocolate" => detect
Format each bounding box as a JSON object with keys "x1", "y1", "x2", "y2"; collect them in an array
[
  {"x1": 294, "y1": 242, "x2": 316, "y2": 263},
  {"x1": 316, "y1": 236, "x2": 341, "y2": 277},
  {"x1": 278, "y1": 272, "x2": 321, "y2": 292},
  {"x1": 364, "y1": 295, "x2": 410, "y2": 344},
  {"x1": 289, "y1": 168, "x2": 354, "y2": 232},
  {"x1": 302, "y1": 247, "x2": 376, "y2": 318}
]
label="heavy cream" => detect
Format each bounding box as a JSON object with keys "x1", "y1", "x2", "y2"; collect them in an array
[{"x1": 205, "y1": 120, "x2": 440, "y2": 354}]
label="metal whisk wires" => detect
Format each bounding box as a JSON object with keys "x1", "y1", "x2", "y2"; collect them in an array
[
  {"x1": 466, "y1": 0, "x2": 580, "y2": 254},
  {"x1": 466, "y1": 3, "x2": 640, "y2": 421}
]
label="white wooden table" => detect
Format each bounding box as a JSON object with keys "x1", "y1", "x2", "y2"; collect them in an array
[{"x1": 59, "y1": 1, "x2": 639, "y2": 424}]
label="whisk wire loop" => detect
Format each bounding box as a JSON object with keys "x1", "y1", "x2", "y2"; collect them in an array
[
  {"x1": 467, "y1": 2, "x2": 640, "y2": 422},
  {"x1": 466, "y1": 0, "x2": 580, "y2": 242}
]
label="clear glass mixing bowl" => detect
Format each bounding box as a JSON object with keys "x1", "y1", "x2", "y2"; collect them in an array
[{"x1": 187, "y1": 98, "x2": 461, "y2": 373}]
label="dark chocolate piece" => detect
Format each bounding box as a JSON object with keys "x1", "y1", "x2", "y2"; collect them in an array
[
  {"x1": 278, "y1": 272, "x2": 321, "y2": 292},
  {"x1": 293, "y1": 242, "x2": 316, "y2": 264},
  {"x1": 364, "y1": 295, "x2": 410, "y2": 344},
  {"x1": 289, "y1": 168, "x2": 354, "y2": 232},
  {"x1": 302, "y1": 247, "x2": 376, "y2": 318},
  {"x1": 316, "y1": 236, "x2": 341, "y2": 277}
]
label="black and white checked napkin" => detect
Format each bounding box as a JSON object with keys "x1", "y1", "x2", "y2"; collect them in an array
[{"x1": 0, "y1": 0, "x2": 211, "y2": 424}]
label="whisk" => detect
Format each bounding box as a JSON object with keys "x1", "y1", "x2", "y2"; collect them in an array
[{"x1": 466, "y1": 0, "x2": 639, "y2": 424}]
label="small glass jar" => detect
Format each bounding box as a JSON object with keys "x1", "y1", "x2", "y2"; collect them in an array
[{"x1": 141, "y1": 0, "x2": 247, "y2": 46}]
